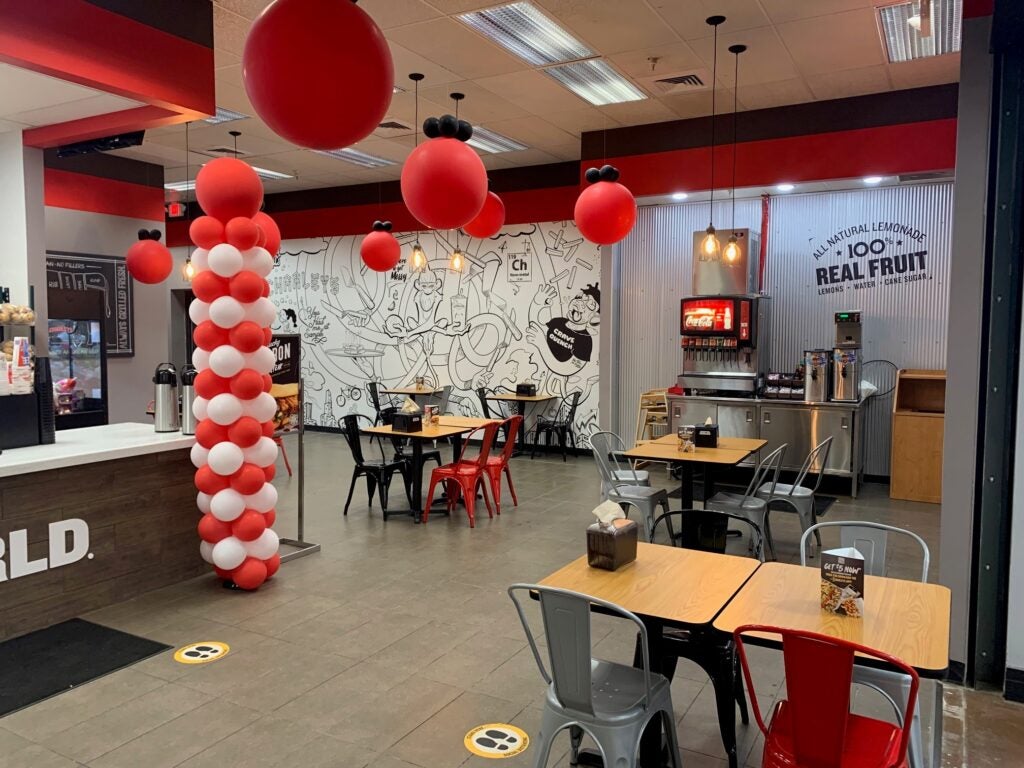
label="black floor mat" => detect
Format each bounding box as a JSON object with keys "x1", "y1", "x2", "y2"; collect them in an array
[
  {"x1": 667, "y1": 482, "x2": 837, "y2": 516},
  {"x1": 0, "y1": 618, "x2": 170, "y2": 717}
]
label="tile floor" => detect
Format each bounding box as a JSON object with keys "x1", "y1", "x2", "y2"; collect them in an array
[{"x1": 1, "y1": 432, "x2": 1021, "y2": 768}]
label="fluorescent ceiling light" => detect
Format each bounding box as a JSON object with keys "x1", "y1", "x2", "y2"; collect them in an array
[
  {"x1": 863, "y1": 176, "x2": 884, "y2": 185},
  {"x1": 458, "y1": 2, "x2": 594, "y2": 67},
  {"x1": 879, "y1": 0, "x2": 961, "y2": 63},
  {"x1": 776, "y1": 183, "x2": 795, "y2": 192},
  {"x1": 203, "y1": 107, "x2": 249, "y2": 125},
  {"x1": 251, "y1": 166, "x2": 293, "y2": 181},
  {"x1": 466, "y1": 126, "x2": 528, "y2": 154},
  {"x1": 672, "y1": 192, "x2": 688, "y2": 200},
  {"x1": 542, "y1": 59, "x2": 646, "y2": 106},
  {"x1": 312, "y1": 147, "x2": 397, "y2": 168},
  {"x1": 165, "y1": 180, "x2": 195, "y2": 192}
]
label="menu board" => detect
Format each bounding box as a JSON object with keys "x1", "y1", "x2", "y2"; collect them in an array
[
  {"x1": 46, "y1": 251, "x2": 134, "y2": 357},
  {"x1": 269, "y1": 334, "x2": 300, "y2": 433}
]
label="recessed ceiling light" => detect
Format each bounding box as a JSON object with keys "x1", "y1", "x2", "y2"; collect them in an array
[
  {"x1": 776, "y1": 183, "x2": 795, "y2": 192},
  {"x1": 672, "y1": 192, "x2": 688, "y2": 200},
  {"x1": 392, "y1": 85, "x2": 405, "y2": 94},
  {"x1": 863, "y1": 176, "x2": 884, "y2": 185},
  {"x1": 458, "y1": 1, "x2": 594, "y2": 67},
  {"x1": 542, "y1": 59, "x2": 646, "y2": 106},
  {"x1": 878, "y1": 0, "x2": 961, "y2": 63},
  {"x1": 251, "y1": 166, "x2": 293, "y2": 181},
  {"x1": 203, "y1": 107, "x2": 249, "y2": 125},
  {"x1": 466, "y1": 126, "x2": 528, "y2": 154},
  {"x1": 313, "y1": 147, "x2": 397, "y2": 168},
  {"x1": 164, "y1": 180, "x2": 195, "y2": 192}
]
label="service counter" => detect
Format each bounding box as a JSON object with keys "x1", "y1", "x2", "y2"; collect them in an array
[{"x1": 0, "y1": 423, "x2": 203, "y2": 640}]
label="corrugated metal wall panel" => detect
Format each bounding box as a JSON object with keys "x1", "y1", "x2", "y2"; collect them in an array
[{"x1": 765, "y1": 183, "x2": 953, "y2": 475}]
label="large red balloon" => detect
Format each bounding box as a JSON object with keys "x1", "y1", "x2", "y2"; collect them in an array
[
  {"x1": 230, "y1": 369, "x2": 264, "y2": 400},
  {"x1": 574, "y1": 181, "x2": 638, "y2": 245},
  {"x1": 242, "y1": 0, "x2": 393, "y2": 150},
  {"x1": 360, "y1": 231, "x2": 401, "y2": 272},
  {"x1": 195, "y1": 158, "x2": 264, "y2": 223},
  {"x1": 229, "y1": 321, "x2": 265, "y2": 353},
  {"x1": 231, "y1": 463, "x2": 266, "y2": 495},
  {"x1": 231, "y1": 557, "x2": 268, "y2": 590},
  {"x1": 190, "y1": 216, "x2": 225, "y2": 249},
  {"x1": 401, "y1": 138, "x2": 487, "y2": 229},
  {"x1": 126, "y1": 240, "x2": 173, "y2": 284},
  {"x1": 463, "y1": 191, "x2": 505, "y2": 238},
  {"x1": 229, "y1": 270, "x2": 264, "y2": 303},
  {"x1": 232, "y1": 510, "x2": 267, "y2": 541},
  {"x1": 195, "y1": 369, "x2": 231, "y2": 400},
  {"x1": 195, "y1": 465, "x2": 231, "y2": 495},
  {"x1": 253, "y1": 212, "x2": 281, "y2": 257},
  {"x1": 228, "y1": 416, "x2": 263, "y2": 448}
]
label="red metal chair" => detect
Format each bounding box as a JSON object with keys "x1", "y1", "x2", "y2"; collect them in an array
[
  {"x1": 423, "y1": 421, "x2": 500, "y2": 528},
  {"x1": 273, "y1": 436, "x2": 293, "y2": 477},
  {"x1": 734, "y1": 624, "x2": 919, "y2": 768},
  {"x1": 484, "y1": 415, "x2": 523, "y2": 515}
]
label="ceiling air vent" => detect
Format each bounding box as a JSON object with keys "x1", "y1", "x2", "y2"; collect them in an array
[
  {"x1": 203, "y1": 146, "x2": 250, "y2": 157},
  {"x1": 639, "y1": 69, "x2": 711, "y2": 96},
  {"x1": 375, "y1": 118, "x2": 412, "y2": 138}
]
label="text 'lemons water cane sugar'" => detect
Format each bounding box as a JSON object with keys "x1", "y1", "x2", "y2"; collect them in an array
[
  {"x1": 174, "y1": 641, "x2": 230, "y2": 664},
  {"x1": 464, "y1": 724, "x2": 529, "y2": 758}
]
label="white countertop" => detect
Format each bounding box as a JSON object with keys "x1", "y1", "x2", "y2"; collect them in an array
[{"x1": 0, "y1": 422, "x2": 195, "y2": 478}]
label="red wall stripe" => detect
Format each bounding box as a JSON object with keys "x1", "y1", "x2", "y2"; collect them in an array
[
  {"x1": 963, "y1": 0, "x2": 994, "y2": 18},
  {"x1": 45, "y1": 168, "x2": 165, "y2": 222}
]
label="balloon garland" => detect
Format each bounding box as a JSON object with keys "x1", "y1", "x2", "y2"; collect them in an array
[
  {"x1": 126, "y1": 229, "x2": 173, "y2": 284},
  {"x1": 360, "y1": 220, "x2": 401, "y2": 272},
  {"x1": 189, "y1": 158, "x2": 281, "y2": 590},
  {"x1": 574, "y1": 164, "x2": 637, "y2": 246}
]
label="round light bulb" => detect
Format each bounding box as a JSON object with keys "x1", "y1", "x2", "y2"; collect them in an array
[
  {"x1": 701, "y1": 226, "x2": 720, "y2": 261},
  {"x1": 449, "y1": 248, "x2": 464, "y2": 272},
  {"x1": 723, "y1": 236, "x2": 740, "y2": 263},
  {"x1": 183, "y1": 257, "x2": 196, "y2": 281},
  {"x1": 410, "y1": 243, "x2": 426, "y2": 272}
]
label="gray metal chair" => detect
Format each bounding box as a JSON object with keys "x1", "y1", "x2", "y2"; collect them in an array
[
  {"x1": 801, "y1": 521, "x2": 931, "y2": 768},
  {"x1": 508, "y1": 584, "x2": 682, "y2": 768},
  {"x1": 426, "y1": 384, "x2": 453, "y2": 414},
  {"x1": 704, "y1": 445, "x2": 787, "y2": 560},
  {"x1": 590, "y1": 431, "x2": 666, "y2": 540},
  {"x1": 755, "y1": 437, "x2": 833, "y2": 558},
  {"x1": 590, "y1": 431, "x2": 651, "y2": 498}
]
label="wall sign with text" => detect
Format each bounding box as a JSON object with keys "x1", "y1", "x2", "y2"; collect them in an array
[
  {"x1": 46, "y1": 252, "x2": 134, "y2": 356},
  {"x1": 811, "y1": 221, "x2": 930, "y2": 296}
]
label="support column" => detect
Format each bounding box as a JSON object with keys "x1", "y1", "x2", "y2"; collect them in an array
[{"x1": 0, "y1": 130, "x2": 47, "y2": 325}]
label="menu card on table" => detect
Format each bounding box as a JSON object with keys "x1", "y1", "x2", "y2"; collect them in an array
[{"x1": 820, "y1": 547, "x2": 865, "y2": 617}]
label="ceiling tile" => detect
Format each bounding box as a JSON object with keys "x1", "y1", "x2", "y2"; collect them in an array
[
  {"x1": 361, "y1": 0, "x2": 442, "y2": 28},
  {"x1": 688, "y1": 26, "x2": 800, "y2": 87},
  {"x1": 212, "y1": 0, "x2": 271, "y2": 21},
  {"x1": 888, "y1": 55, "x2": 961, "y2": 90},
  {"x1": 388, "y1": 42, "x2": 464, "y2": 87},
  {"x1": 543, "y1": 106, "x2": 621, "y2": 136},
  {"x1": 805, "y1": 64, "x2": 892, "y2": 100},
  {"x1": 650, "y1": 0, "x2": 772, "y2": 40},
  {"x1": 736, "y1": 77, "x2": 814, "y2": 110},
  {"x1": 759, "y1": 0, "x2": 878, "y2": 25},
  {"x1": 608, "y1": 41, "x2": 704, "y2": 79},
  {"x1": 534, "y1": 0, "x2": 680, "y2": 55},
  {"x1": 213, "y1": 3, "x2": 251, "y2": 56},
  {"x1": 476, "y1": 69, "x2": 589, "y2": 114},
  {"x1": 660, "y1": 88, "x2": 735, "y2": 120},
  {"x1": 386, "y1": 18, "x2": 528, "y2": 80},
  {"x1": 481, "y1": 116, "x2": 576, "y2": 148},
  {"x1": 0, "y1": 62, "x2": 110, "y2": 119},
  {"x1": 598, "y1": 98, "x2": 678, "y2": 127},
  {"x1": 7, "y1": 93, "x2": 141, "y2": 127},
  {"x1": 422, "y1": 0, "x2": 498, "y2": 12},
  {"x1": 215, "y1": 47, "x2": 241, "y2": 71},
  {"x1": 776, "y1": 8, "x2": 887, "y2": 74},
  {"x1": 420, "y1": 81, "x2": 531, "y2": 122}
]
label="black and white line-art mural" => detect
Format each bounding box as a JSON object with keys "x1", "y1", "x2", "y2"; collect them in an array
[{"x1": 267, "y1": 221, "x2": 601, "y2": 446}]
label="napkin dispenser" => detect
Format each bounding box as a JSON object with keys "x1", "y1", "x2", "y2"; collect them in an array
[
  {"x1": 392, "y1": 412, "x2": 423, "y2": 433},
  {"x1": 694, "y1": 423, "x2": 719, "y2": 448},
  {"x1": 587, "y1": 518, "x2": 638, "y2": 571},
  {"x1": 516, "y1": 383, "x2": 537, "y2": 396}
]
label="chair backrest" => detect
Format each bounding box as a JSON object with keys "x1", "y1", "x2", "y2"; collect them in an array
[
  {"x1": 734, "y1": 624, "x2": 918, "y2": 768},
  {"x1": 341, "y1": 414, "x2": 366, "y2": 465},
  {"x1": 476, "y1": 387, "x2": 492, "y2": 418},
  {"x1": 650, "y1": 509, "x2": 765, "y2": 561},
  {"x1": 562, "y1": 391, "x2": 581, "y2": 423},
  {"x1": 589, "y1": 430, "x2": 631, "y2": 487},
  {"x1": 800, "y1": 521, "x2": 930, "y2": 582},
  {"x1": 741, "y1": 444, "x2": 787, "y2": 499},
  {"x1": 366, "y1": 382, "x2": 382, "y2": 413},
  {"x1": 436, "y1": 385, "x2": 452, "y2": 414},
  {"x1": 496, "y1": 415, "x2": 523, "y2": 464},
  {"x1": 456, "y1": 421, "x2": 500, "y2": 467},
  {"x1": 508, "y1": 584, "x2": 654, "y2": 716},
  {"x1": 787, "y1": 437, "x2": 833, "y2": 496}
]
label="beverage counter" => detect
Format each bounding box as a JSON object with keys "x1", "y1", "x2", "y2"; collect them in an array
[{"x1": 0, "y1": 423, "x2": 203, "y2": 640}]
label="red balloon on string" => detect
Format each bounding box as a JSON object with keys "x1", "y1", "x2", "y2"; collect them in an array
[
  {"x1": 229, "y1": 321, "x2": 265, "y2": 353},
  {"x1": 195, "y1": 369, "x2": 231, "y2": 400},
  {"x1": 191, "y1": 271, "x2": 229, "y2": 303},
  {"x1": 360, "y1": 230, "x2": 401, "y2": 272},
  {"x1": 231, "y1": 463, "x2": 266, "y2": 495},
  {"x1": 230, "y1": 368, "x2": 264, "y2": 400},
  {"x1": 229, "y1": 270, "x2": 264, "y2": 303},
  {"x1": 232, "y1": 510, "x2": 267, "y2": 541},
  {"x1": 190, "y1": 216, "x2": 225, "y2": 249},
  {"x1": 195, "y1": 158, "x2": 264, "y2": 223},
  {"x1": 126, "y1": 239, "x2": 173, "y2": 284},
  {"x1": 574, "y1": 181, "x2": 637, "y2": 245},
  {"x1": 231, "y1": 557, "x2": 268, "y2": 590},
  {"x1": 228, "y1": 416, "x2": 263, "y2": 447},
  {"x1": 226, "y1": 217, "x2": 260, "y2": 250},
  {"x1": 196, "y1": 419, "x2": 229, "y2": 449},
  {"x1": 242, "y1": 0, "x2": 393, "y2": 150},
  {"x1": 463, "y1": 191, "x2": 505, "y2": 238},
  {"x1": 193, "y1": 320, "x2": 229, "y2": 351},
  {"x1": 198, "y1": 513, "x2": 233, "y2": 543},
  {"x1": 401, "y1": 138, "x2": 487, "y2": 229},
  {"x1": 253, "y1": 212, "x2": 281, "y2": 257},
  {"x1": 264, "y1": 552, "x2": 281, "y2": 578}
]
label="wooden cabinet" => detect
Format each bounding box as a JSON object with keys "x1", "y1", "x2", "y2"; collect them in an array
[{"x1": 890, "y1": 370, "x2": 946, "y2": 503}]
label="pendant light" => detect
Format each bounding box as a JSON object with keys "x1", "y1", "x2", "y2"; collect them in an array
[
  {"x1": 408, "y1": 72, "x2": 428, "y2": 273},
  {"x1": 447, "y1": 92, "x2": 467, "y2": 272},
  {"x1": 723, "y1": 43, "x2": 746, "y2": 266},
  {"x1": 700, "y1": 15, "x2": 726, "y2": 262},
  {"x1": 181, "y1": 120, "x2": 195, "y2": 281}
]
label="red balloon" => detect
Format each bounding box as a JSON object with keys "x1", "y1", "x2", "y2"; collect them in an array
[
  {"x1": 228, "y1": 416, "x2": 263, "y2": 448},
  {"x1": 242, "y1": 0, "x2": 393, "y2": 150},
  {"x1": 232, "y1": 557, "x2": 268, "y2": 590},
  {"x1": 196, "y1": 419, "x2": 229, "y2": 449},
  {"x1": 230, "y1": 368, "x2": 264, "y2": 400},
  {"x1": 261, "y1": 280, "x2": 271, "y2": 298},
  {"x1": 255, "y1": 226, "x2": 266, "y2": 248},
  {"x1": 126, "y1": 240, "x2": 173, "y2": 284},
  {"x1": 401, "y1": 138, "x2": 487, "y2": 229},
  {"x1": 360, "y1": 230, "x2": 401, "y2": 272},
  {"x1": 574, "y1": 181, "x2": 637, "y2": 245},
  {"x1": 198, "y1": 513, "x2": 233, "y2": 543},
  {"x1": 195, "y1": 369, "x2": 231, "y2": 400},
  {"x1": 190, "y1": 216, "x2": 225, "y2": 249},
  {"x1": 191, "y1": 271, "x2": 229, "y2": 303},
  {"x1": 214, "y1": 566, "x2": 234, "y2": 580},
  {"x1": 193, "y1": 320, "x2": 229, "y2": 351},
  {"x1": 195, "y1": 465, "x2": 231, "y2": 495},
  {"x1": 229, "y1": 270, "x2": 264, "y2": 303},
  {"x1": 264, "y1": 509, "x2": 277, "y2": 528},
  {"x1": 226, "y1": 217, "x2": 260, "y2": 250},
  {"x1": 264, "y1": 552, "x2": 281, "y2": 579},
  {"x1": 232, "y1": 509, "x2": 267, "y2": 541},
  {"x1": 262, "y1": 326, "x2": 273, "y2": 344},
  {"x1": 195, "y1": 158, "x2": 264, "y2": 223},
  {"x1": 231, "y1": 463, "x2": 266, "y2": 495},
  {"x1": 253, "y1": 212, "x2": 281, "y2": 257},
  {"x1": 229, "y1": 321, "x2": 265, "y2": 353},
  {"x1": 262, "y1": 420, "x2": 276, "y2": 437},
  {"x1": 262, "y1": 373, "x2": 273, "y2": 393},
  {"x1": 264, "y1": 464, "x2": 277, "y2": 482},
  {"x1": 463, "y1": 192, "x2": 505, "y2": 238}
]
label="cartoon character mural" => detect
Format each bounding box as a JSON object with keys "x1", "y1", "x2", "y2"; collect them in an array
[{"x1": 268, "y1": 222, "x2": 601, "y2": 446}]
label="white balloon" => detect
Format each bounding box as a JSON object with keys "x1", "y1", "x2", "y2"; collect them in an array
[
  {"x1": 245, "y1": 528, "x2": 280, "y2": 560},
  {"x1": 208, "y1": 393, "x2": 243, "y2": 425},
  {"x1": 247, "y1": 296, "x2": 276, "y2": 327},
  {"x1": 208, "y1": 441, "x2": 244, "y2": 476},
  {"x1": 209, "y1": 345, "x2": 245, "y2": 378},
  {"x1": 192, "y1": 348, "x2": 211, "y2": 371},
  {"x1": 242, "y1": 246, "x2": 274, "y2": 277},
  {"x1": 243, "y1": 436, "x2": 278, "y2": 467},
  {"x1": 209, "y1": 243, "x2": 243, "y2": 278},
  {"x1": 211, "y1": 536, "x2": 247, "y2": 570},
  {"x1": 192, "y1": 396, "x2": 209, "y2": 421},
  {"x1": 210, "y1": 488, "x2": 246, "y2": 522},
  {"x1": 244, "y1": 482, "x2": 278, "y2": 513},
  {"x1": 197, "y1": 492, "x2": 212, "y2": 514},
  {"x1": 209, "y1": 296, "x2": 245, "y2": 329},
  {"x1": 199, "y1": 540, "x2": 214, "y2": 564},
  {"x1": 191, "y1": 248, "x2": 209, "y2": 271},
  {"x1": 189, "y1": 299, "x2": 210, "y2": 325},
  {"x1": 245, "y1": 346, "x2": 275, "y2": 375},
  {"x1": 243, "y1": 392, "x2": 277, "y2": 423},
  {"x1": 190, "y1": 443, "x2": 210, "y2": 469}
]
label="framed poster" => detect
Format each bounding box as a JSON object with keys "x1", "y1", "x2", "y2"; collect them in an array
[
  {"x1": 269, "y1": 334, "x2": 300, "y2": 433},
  {"x1": 45, "y1": 251, "x2": 134, "y2": 357}
]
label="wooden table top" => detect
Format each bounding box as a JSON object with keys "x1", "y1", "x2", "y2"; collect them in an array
[
  {"x1": 437, "y1": 416, "x2": 498, "y2": 429},
  {"x1": 713, "y1": 562, "x2": 951, "y2": 673},
  {"x1": 380, "y1": 385, "x2": 442, "y2": 396},
  {"x1": 486, "y1": 393, "x2": 556, "y2": 402},
  {"x1": 361, "y1": 423, "x2": 470, "y2": 440},
  {"x1": 539, "y1": 543, "x2": 760, "y2": 627},
  {"x1": 623, "y1": 436, "x2": 767, "y2": 465}
]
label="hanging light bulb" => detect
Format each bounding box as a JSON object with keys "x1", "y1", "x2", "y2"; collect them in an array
[
  {"x1": 449, "y1": 247, "x2": 464, "y2": 272},
  {"x1": 182, "y1": 255, "x2": 196, "y2": 281},
  {"x1": 701, "y1": 15, "x2": 726, "y2": 264},
  {"x1": 701, "y1": 225, "x2": 720, "y2": 261},
  {"x1": 409, "y1": 241, "x2": 427, "y2": 272},
  {"x1": 723, "y1": 234, "x2": 740, "y2": 263}
]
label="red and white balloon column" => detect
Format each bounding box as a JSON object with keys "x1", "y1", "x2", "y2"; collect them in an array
[{"x1": 187, "y1": 157, "x2": 281, "y2": 590}]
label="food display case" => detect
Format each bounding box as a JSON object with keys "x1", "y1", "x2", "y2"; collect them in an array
[{"x1": 47, "y1": 289, "x2": 108, "y2": 429}]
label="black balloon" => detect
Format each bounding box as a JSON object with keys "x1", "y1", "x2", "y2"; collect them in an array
[
  {"x1": 439, "y1": 114, "x2": 458, "y2": 137},
  {"x1": 383, "y1": 221, "x2": 393, "y2": 232},
  {"x1": 456, "y1": 120, "x2": 474, "y2": 142},
  {"x1": 599, "y1": 165, "x2": 620, "y2": 182},
  {"x1": 372, "y1": 220, "x2": 384, "y2": 231},
  {"x1": 423, "y1": 117, "x2": 441, "y2": 139},
  {"x1": 585, "y1": 167, "x2": 601, "y2": 184},
  {"x1": 137, "y1": 228, "x2": 150, "y2": 240},
  {"x1": 150, "y1": 229, "x2": 162, "y2": 241}
]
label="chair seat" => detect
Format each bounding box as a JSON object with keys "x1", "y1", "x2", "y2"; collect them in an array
[
  {"x1": 432, "y1": 461, "x2": 483, "y2": 477},
  {"x1": 361, "y1": 459, "x2": 406, "y2": 472},
  {"x1": 756, "y1": 483, "x2": 813, "y2": 501},
  {"x1": 706, "y1": 491, "x2": 767, "y2": 513},
  {"x1": 613, "y1": 469, "x2": 649, "y2": 483},
  {"x1": 546, "y1": 659, "x2": 672, "y2": 720},
  {"x1": 764, "y1": 700, "x2": 904, "y2": 768},
  {"x1": 611, "y1": 484, "x2": 668, "y2": 501}
]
